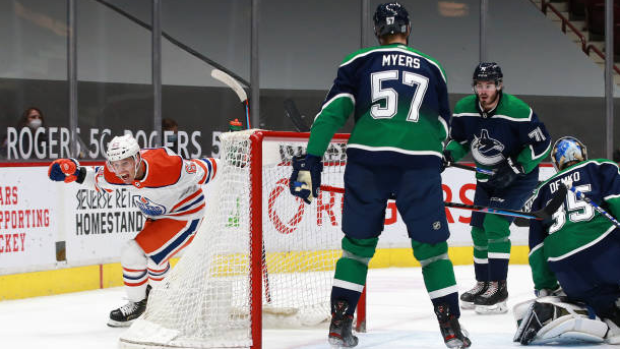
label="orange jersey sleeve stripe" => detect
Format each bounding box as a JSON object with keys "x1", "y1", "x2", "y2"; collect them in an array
[
  {"x1": 210, "y1": 158, "x2": 217, "y2": 180},
  {"x1": 171, "y1": 190, "x2": 202, "y2": 212},
  {"x1": 168, "y1": 202, "x2": 205, "y2": 217},
  {"x1": 192, "y1": 159, "x2": 209, "y2": 185}
]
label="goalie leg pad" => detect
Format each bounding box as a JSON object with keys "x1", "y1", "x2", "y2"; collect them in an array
[
  {"x1": 605, "y1": 317, "x2": 620, "y2": 344},
  {"x1": 513, "y1": 296, "x2": 608, "y2": 345}
]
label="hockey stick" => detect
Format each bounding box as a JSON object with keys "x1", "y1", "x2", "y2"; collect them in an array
[
  {"x1": 321, "y1": 184, "x2": 566, "y2": 221},
  {"x1": 283, "y1": 99, "x2": 312, "y2": 132},
  {"x1": 566, "y1": 183, "x2": 620, "y2": 229},
  {"x1": 449, "y1": 162, "x2": 494, "y2": 176},
  {"x1": 212, "y1": 69, "x2": 274, "y2": 304},
  {"x1": 211, "y1": 69, "x2": 251, "y2": 129}
]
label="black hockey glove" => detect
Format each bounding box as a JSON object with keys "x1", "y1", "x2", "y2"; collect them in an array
[
  {"x1": 440, "y1": 150, "x2": 454, "y2": 173},
  {"x1": 289, "y1": 154, "x2": 323, "y2": 204},
  {"x1": 487, "y1": 157, "x2": 525, "y2": 189}
]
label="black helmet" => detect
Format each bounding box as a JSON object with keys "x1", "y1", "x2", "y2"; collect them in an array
[
  {"x1": 473, "y1": 62, "x2": 503, "y2": 84},
  {"x1": 373, "y1": 2, "x2": 410, "y2": 37}
]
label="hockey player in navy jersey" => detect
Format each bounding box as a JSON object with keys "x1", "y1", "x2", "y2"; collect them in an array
[
  {"x1": 443, "y1": 63, "x2": 551, "y2": 314},
  {"x1": 289, "y1": 2, "x2": 470, "y2": 348},
  {"x1": 513, "y1": 137, "x2": 619, "y2": 345}
]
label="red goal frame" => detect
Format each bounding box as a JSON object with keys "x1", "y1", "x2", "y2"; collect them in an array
[{"x1": 247, "y1": 131, "x2": 365, "y2": 349}]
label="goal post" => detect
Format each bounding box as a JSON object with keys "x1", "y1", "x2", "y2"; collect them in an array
[{"x1": 119, "y1": 130, "x2": 364, "y2": 349}]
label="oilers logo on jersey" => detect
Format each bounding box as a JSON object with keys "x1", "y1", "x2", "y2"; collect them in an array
[
  {"x1": 135, "y1": 196, "x2": 167, "y2": 216},
  {"x1": 471, "y1": 129, "x2": 505, "y2": 166}
]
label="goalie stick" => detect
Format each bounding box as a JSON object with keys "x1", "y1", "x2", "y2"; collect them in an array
[
  {"x1": 320, "y1": 184, "x2": 566, "y2": 221},
  {"x1": 566, "y1": 183, "x2": 620, "y2": 230},
  {"x1": 211, "y1": 69, "x2": 251, "y2": 129}
]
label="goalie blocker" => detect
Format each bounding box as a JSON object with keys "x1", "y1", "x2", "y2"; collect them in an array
[{"x1": 513, "y1": 296, "x2": 617, "y2": 345}]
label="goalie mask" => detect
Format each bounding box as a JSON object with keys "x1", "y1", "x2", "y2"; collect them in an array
[
  {"x1": 106, "y1": 134, "x2": 142, "y2": 181},
  {"x1": 551, "y1": 136, "x2": 587, "y2": 171},
  {"x1": 373, "y1": 2, "x2": 410, "y2": 38}
]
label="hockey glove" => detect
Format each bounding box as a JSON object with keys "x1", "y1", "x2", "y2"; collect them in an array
[
  {"x1": 487, "y1": 157, "x2": 525, "y2": 189},
  {"x1": 289, "y1": 154, "x2": 323, "y2": 204},
  {"x1": 48, "y1": 158, "x2": 81, "y2": 183},
  {"x1": 440, "y1": 150, "x2": 454, "y2": 173}
]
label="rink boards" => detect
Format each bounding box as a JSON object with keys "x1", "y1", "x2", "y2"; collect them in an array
[{"x1": 0, "y1": 163, "x2": 555, "y2": 300}]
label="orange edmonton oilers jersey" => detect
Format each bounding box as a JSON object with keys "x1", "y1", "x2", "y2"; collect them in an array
[{"x1": 82, "y1": 148, "x2": 217, "y2": 220}]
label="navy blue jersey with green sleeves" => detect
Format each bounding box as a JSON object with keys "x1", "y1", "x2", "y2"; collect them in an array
[
  {"x1": 306, "y1": 43, "x2": 450, "y2": 169},
  {"x1": 445, "y1": 93, "x2": 551, "y2": 180},
  {"x1": 527, "y1": 159, "x2": 620, "y2": 290}
]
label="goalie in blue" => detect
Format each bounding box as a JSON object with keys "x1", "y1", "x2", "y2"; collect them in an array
[{"x1": 514, "y1": 136, "x2": 620, "y2": 345}]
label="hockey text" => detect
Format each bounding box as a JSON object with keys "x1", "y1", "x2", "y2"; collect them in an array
[
  {"x1": 549, "y1": 172, "x2": 580, "y2": 193},
  {"x1": 382, "y1": 54, "x2": 421, "y2": 69}
]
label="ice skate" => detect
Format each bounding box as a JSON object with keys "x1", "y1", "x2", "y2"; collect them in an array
[
  {"x1": 434, "y1": 303, "x2": 472, "y2": 348},
  {"x1": 108, "y1": 285, "x2": 151, "y2": 327},
  {"x1": 108, "y1": 298, "x2": 147, "y2": 327},
  {"x1": 328, "y1": 300, "x2": 358, "y2": 348},
  {"x1": 474, "y1": 280, "x2": 508, "y2": 314},
  {"x1": 459, "y1": 281, "x2": 489, "y2": 310}
]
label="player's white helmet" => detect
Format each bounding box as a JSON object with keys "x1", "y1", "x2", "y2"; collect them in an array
[
  {"x1": 551, "y1": 136, "x2": 587, "y2": 171},
  {"x1": 107, "y1": 134, "x2": 140, "y2": 161}
]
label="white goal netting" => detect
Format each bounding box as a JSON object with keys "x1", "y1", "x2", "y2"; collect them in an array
[{"x1": 120, "y1": 130, "x2": 351, "y2": 349}]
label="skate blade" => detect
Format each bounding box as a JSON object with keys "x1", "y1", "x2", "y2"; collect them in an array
[
  {"x1": 474, "y1": 301, "x2": 508, "y2": 314},
  {"x1": 107, "y1": 318, "x2": 134, "y2": 328},
  {"x1": 446, "y1": 337, "x2": 472, "y2": 349},
  {"x1": 460, "y1": 300, "x2": 475, "y2": 310},
  {"x1": 328, "y1": 336, "x2": 358, "y2": 348}
]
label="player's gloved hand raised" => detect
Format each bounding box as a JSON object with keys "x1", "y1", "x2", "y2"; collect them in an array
[
  {"x1": 440, "y1": 150, "x2": 453, "y2": 173},
  {"x1": 289, "y1": 154, "x2": 323, "y2": 204},
  {"x1": 535, "y1": 285, "x2": 565, "y2": 298},
  {"x1": 48, "y1": 158, "x2": 81, "y2": 183},
  {"x1": 487, "y1": 157, "x2": 525, "y2": 189}
]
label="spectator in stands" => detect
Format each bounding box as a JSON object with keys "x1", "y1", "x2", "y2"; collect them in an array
[
  {"x1": 162, "y1": 117, "x2": 189, "y2": 158},
  {"x1": 1, "y1": 107, "x2": 48, "y2": 159}
]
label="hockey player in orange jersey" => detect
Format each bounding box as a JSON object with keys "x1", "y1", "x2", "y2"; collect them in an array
[{"x1": 48, "y1": 134, "x2": 218, "y2": 327}]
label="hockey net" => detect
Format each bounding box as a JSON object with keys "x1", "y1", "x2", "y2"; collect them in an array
[{"x1": 120, "y1": 130, "x2": 362, "y2": 349}]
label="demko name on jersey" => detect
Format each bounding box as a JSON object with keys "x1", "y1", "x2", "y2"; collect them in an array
[
  {"x1": 549, "y1": 172, "x2": 581, "y2": 194},
  {"x1": 382, "y1": 54, "x2": 421, "y2": 69}
]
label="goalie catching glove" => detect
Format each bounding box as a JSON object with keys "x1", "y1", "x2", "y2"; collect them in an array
[
  {"x1": 289, "y1": 154, "x2": 323, "y2": 204},
  {"x1": 48, "y1": 158, "x2": 84, "y2": 183}
]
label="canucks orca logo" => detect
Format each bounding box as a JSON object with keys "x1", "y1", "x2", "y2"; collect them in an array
[
  {"x1": 471, "y1": 129, "x2": 505, "y2": 166},
  {"x1": 134, "y1": 196, "x2": 167, "y2": 216}
]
